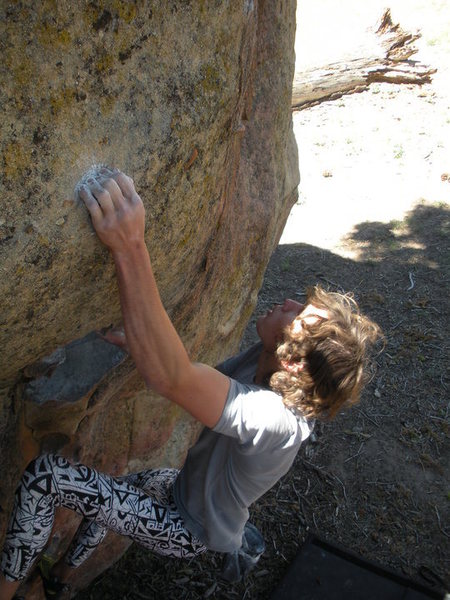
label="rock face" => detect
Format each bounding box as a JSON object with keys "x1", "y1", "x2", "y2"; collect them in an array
[{"x1": 0, "y1": 0, "x2": 298, "y2": 593}]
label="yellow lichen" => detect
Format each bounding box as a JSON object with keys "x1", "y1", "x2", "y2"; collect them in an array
[
  {"x1": 57, "y1": 29, "x2": 72, "y2": 46},
  {"x1": 37, "y1": 0, "x2": 59, "y2": 15},
  {"x1": 3, "y1": 142, "x2": 29, "y2": 181},
  {"x1": 82, "y1": 1, "x2": 136, "y2": 28},
  {"x1": 82, "y1": 2, "x2": 107, "y2": 28},
  {"x1": 49, "y1": 88, "x2": 76, "y2": 116},
  {"x1": 37, "y1": 22, "x2": 72, "y2": 48},
  {"x1": 38, "y1": 236, "x2": 50, "y2": 247},
  {"x1": 177, "y1": 231, "x2": 193, "y2": 249},
  {"x1": 99, "y1": 94, "x2": 116, "y2": 115},
  {"x1": 198, "y1": 65, "x2": 221, "y2": 94},
  {"x1": 116, "y1": 2, "x2": 137, "y2": 23},
  {"x1": 12, "y1": 56, "x2": 34, "y2": 88},
  {"x1": 96, "y1": 53, "x2": 115, "y2": 73}
]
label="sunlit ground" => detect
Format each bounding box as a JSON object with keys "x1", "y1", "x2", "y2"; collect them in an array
[{"x1": 281, "y1": 0, "x2": 450, "y2": 253}]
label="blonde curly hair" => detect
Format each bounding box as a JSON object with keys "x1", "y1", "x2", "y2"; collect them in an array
[{"x1": 270, "y1": 286, "x2": 383, "y2": 420}]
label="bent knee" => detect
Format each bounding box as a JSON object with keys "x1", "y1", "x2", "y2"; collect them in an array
[{"x1": 24, "y1": 453, "x2": 68, "y2": 478}]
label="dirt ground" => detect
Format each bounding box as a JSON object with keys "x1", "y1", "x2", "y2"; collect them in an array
[{"x1": 77, "y1": 2, "x2": 449, "y2": 599}]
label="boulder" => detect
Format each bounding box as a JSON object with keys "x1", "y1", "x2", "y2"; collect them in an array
[{"x1": 0, "y1": 0, "x2": 298, "y2": 593}]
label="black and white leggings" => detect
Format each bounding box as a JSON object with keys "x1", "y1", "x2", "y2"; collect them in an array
[{"x1": 0, "y1": 454, "x2": 207, "y2": 582}]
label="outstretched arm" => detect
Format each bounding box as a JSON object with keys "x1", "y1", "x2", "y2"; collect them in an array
[{"x1": 80, "y1": 171, "x2": 229, "y2": 428}]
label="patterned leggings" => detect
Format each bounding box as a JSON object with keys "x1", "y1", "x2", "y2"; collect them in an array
[{"x1": 0, "y1": 454, "x2": 207, "y2": 582}]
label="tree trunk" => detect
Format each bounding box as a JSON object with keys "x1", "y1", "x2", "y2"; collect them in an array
[{"x1": 292, "y1": 9, "x2": 436, "y2": 110}]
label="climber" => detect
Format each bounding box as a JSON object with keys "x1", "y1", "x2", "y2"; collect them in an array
[{"x1": 0, "y1": 169, "x2": 381, "y2": 599}]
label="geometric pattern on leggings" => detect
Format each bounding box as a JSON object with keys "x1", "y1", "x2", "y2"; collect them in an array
[
  {"x1": 0, "y1": 454, "x2": 206, "y2": 582},
  {"x1": 64, "y1": 468, "x2": 184, "y2": 567}
]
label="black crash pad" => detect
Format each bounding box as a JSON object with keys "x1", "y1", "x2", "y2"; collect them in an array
[{"x1": 270, "y1": 536, "x2": 445, "y2": 600}]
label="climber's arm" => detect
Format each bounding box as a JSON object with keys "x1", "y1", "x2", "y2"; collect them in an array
[{"x1": 80, "y1": 172, "x2": 229, "y2": 428}]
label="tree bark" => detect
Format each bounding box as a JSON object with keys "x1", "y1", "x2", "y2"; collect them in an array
[{"x1": 292, "y1": 9, "x2": 436, "y2": 110}]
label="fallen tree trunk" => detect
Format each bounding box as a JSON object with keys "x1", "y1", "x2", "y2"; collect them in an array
[{"x1": 292, "y1": 9, "x2": 436, "y2": 110}]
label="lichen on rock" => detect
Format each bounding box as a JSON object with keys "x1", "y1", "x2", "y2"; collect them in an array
[{"x1": 0, "y1": 0, "x2": 299, "y2": 593}]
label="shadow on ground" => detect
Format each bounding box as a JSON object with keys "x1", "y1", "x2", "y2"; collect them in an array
[{"x1": 77, "y1": 202, "x2": 449, "y2": 599}]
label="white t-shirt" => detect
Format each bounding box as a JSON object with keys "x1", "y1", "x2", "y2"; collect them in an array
[{"x1": 173, "y1": 344, "x2": 313, "y2": 552}]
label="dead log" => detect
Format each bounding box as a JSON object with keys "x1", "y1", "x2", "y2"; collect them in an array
[{"x1": 292, "y1": 9, "x2": 437, "y2": 110}]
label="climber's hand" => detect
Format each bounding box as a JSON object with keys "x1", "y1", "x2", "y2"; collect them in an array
[
  {"x1": 80, "y1": 171, "x2": 146, "y2": 254},
  {"x1": 100, "y1": 326, "x2": 129, "y2": 353}
]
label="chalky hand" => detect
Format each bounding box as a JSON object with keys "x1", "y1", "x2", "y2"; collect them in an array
[{"x1": 79, "y1": 170, "x2": 146, "y2": 254}]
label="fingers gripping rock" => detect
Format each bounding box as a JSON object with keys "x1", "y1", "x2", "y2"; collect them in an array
[{"x1": 74, "y1": 164, "x2": 119, "y2": 203}]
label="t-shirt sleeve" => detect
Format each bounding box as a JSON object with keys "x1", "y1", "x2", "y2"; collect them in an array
[{"x1": 213, "y1": 378, "x2": 308, "y2": 451}]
